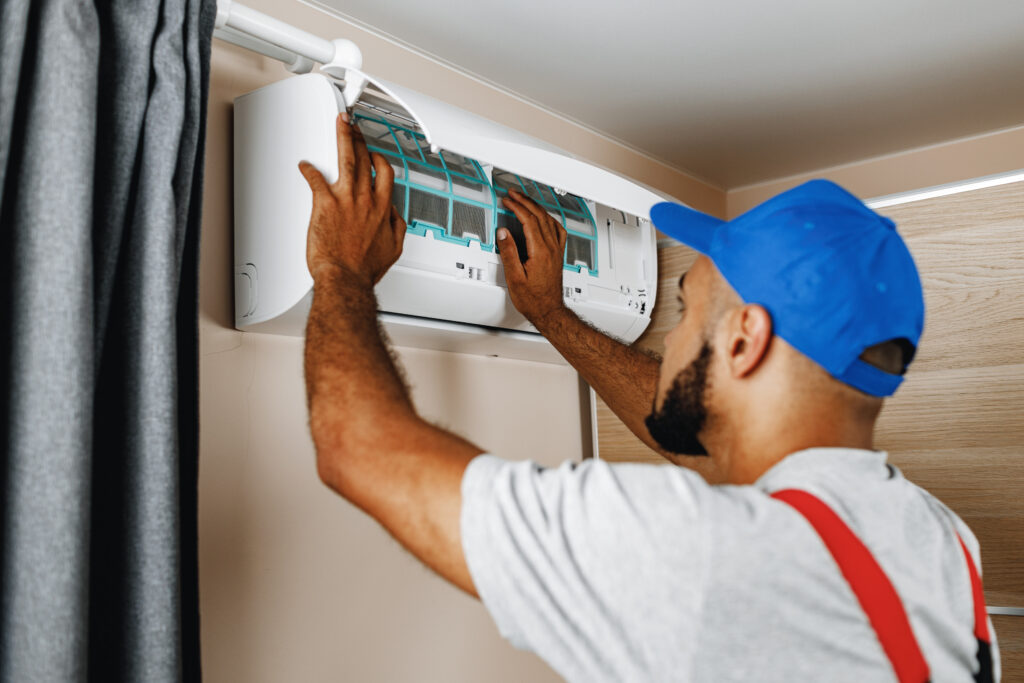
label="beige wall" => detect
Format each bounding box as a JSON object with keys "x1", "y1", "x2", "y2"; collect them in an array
[
  {"x1": 199, "y1": 333, "x2": 579, "y2": 682},
  {"x1": 198, "y1": 2, "x2": 720, "y2": 681},
  {"x1": 727, "y1": 124, "x2": 1024, "y2": 216}
]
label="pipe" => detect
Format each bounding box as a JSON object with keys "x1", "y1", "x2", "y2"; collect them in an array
[
  {"x1": 213, "y1": 1, "x2": 366, "y2": 101},
  {"x1": 218, "y1": 1, "x2": 335, "y2": 64},
  {"x1": 213, "y1": 25, "x2": 316, "y2": 73},
  {"x1": 213, "y1": 26, "x2": 300, "y2": 64}
]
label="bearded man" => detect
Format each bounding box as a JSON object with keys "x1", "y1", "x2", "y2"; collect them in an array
[{"x1": 299, "y1": 114, "x2": 999, "y2": 682}]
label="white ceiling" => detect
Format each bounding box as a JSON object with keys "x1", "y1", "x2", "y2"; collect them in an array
[{"x1": 314, "y1": 0, "x2": 1024, "y2": 189}]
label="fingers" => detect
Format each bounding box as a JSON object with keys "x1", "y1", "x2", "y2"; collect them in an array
[
  {"x1": 351, "y1": 120, "x2": 373, "y2": 199},
  {"x1": 370, "y1": 152, "x2": 395, "y2": 216},
  {"x1": 496, "y1": 227, "x2": 527, "y2": 286},
  {"x1": 298, "y1": 161, "x2": 330, "y2": 195},
  {"x1": 501, "y1": 199, "x2": 543, "y2": 260},
  {"x1": 334, "y1": 113, "x2": 357, "y2": 194},
  {"x1": 506, "y1": 188, "x2": 548, "y2": 225},
  {"x1": 505, "y1": 189, "x2": 560, "y2": 248},
  {"x1": 390, "y1": 204, "x2": 406, "y2": 250}
]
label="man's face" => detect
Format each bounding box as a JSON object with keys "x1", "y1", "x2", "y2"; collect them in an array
[{"x1": 646, "y1": 256, "x2": 718, "y2": 456}]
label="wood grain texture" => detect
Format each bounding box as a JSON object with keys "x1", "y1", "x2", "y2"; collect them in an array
[
  {"x1": 874, "y1": 182, "x2": 1024, "y2": 616},
  {"x1": 631, "y1": 245, "x2": 700, "y2": 358},
  {"x1": 992, "y1": 615, "x2": 1023, "y2": 680},
  {"x1": 597, "y1": 183, "x2": 1024, "y2": 655},
  {"x1": 883, "y1": 182, "x2": 1024, "y2": 373},
  {"x1": 596, "y1": 244, "x2": 698, "y2": 465}
]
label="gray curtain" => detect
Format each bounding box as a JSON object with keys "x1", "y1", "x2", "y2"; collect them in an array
[{"x1": 0, "y1": 0, "x2": 214, "y2": 680}]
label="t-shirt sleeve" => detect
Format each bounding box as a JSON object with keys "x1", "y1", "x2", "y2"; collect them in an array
[{"x1": 460, "y1": 454, "x2": 712, "y2": 680}]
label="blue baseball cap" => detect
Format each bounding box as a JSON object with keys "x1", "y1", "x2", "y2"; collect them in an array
[{"x1": 650, "y1": 179, "x2": 924, "y2": 397}]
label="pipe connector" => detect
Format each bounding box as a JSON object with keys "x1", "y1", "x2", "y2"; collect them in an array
[
  {"x1": 320, "y1": 38, "x2": 367, "y2": 108},
  {"x1": 215, "y1": 0, "x2": 232, "y2": 29},
  {"x1": 320, "y1": 38, "x2": 363, "y2": 76}
]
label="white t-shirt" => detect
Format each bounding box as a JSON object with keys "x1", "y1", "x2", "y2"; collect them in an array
[{"x1": 460, "y1": 448, "x2": 1001, "y2": 682}]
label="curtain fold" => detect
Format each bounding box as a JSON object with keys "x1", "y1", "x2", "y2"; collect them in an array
[{"x1": 0, "y1": 0, "x2": 214, "y2": 680}]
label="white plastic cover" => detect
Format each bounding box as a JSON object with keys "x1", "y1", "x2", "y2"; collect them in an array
[{"x1": 354, "y1": 69, "x2": 673, "y2": 220}]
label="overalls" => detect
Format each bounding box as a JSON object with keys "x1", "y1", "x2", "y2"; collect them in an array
[{"x1": 772, "y1": 489, "x2": 995, "y2": 683}]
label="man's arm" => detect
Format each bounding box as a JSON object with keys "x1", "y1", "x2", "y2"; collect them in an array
[
  {"x1": 300, "y1": 114, "x2": 482, "y2": 596},
  {"x1": 496, "y1": 191, "x2": 675, "y2": 460}
]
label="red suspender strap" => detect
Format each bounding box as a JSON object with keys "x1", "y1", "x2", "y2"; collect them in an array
[
  {"x1": 771, "y1": 489, "x2": 931, "y2": 683},
  {"x1": 956, "y1": 535, "x2": 990, "y2": 643},
  {"x1": 956, "y1": 535, "x2": 994, "y2": 683}
]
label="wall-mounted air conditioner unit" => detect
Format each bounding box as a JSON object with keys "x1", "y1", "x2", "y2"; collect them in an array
[{"x1": 233, "y1": 70, "x2": 666, "y2": 363}]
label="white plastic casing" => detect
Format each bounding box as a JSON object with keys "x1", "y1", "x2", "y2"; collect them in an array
[{"x1": 233, "y1": 73, "x2": 664, "y2": 362}]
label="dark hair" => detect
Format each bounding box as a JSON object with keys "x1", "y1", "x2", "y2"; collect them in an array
[{"x1": 860, "y1": 338, "x2": 915, "y2": 375}]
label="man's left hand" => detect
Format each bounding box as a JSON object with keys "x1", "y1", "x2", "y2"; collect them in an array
[
  {"x1": 497, "y1": 189, "x2": 569, "y2": 329},
  {"x1": 299, "y1": 112, "x2": 406, "y2": 286}
]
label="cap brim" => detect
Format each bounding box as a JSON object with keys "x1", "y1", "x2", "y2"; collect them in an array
[{"x1": 650, "y1": 202, "x2": 723, "y2": 254}]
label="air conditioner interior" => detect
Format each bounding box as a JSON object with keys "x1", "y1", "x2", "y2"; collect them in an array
[
  {"x1": 349, "y1": 86, "x2": 599, "y2": 276},
  {"x1": 232, "y1": 74, "x2": 656, "y2": 347}
]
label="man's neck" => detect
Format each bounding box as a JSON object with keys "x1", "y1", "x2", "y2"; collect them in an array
[{"x1": 708, "y1": 414, "x2": 877, "y2": 485}]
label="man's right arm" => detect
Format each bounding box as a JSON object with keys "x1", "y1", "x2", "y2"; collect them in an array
[
  {"x1": 532, "y1": 305, "x2": 667, "y2": 455},
  {"x1": 496, "y1": 190, "x2": 692, "y2": 466}
]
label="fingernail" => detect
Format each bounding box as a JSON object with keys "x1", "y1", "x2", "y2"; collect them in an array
[
  {"x1": 497, "y1": 229, "x2": 508, "y2": 241},
  {"x1": 341, "y1": 112, "x2": 350, "y2": 123}
]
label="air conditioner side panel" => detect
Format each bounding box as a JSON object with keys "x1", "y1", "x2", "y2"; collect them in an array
[{"x1": 234, "y1": 74, "x2": 340, "y2": 329}]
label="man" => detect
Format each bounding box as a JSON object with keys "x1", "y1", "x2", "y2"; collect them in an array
[{"x1": 298, "y1": 113, "x2": 1000, "y2": 681}]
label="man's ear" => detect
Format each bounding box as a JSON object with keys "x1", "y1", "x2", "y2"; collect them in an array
[{"x1": 724, "y1": 304, "x2": 773, "y2": 378}]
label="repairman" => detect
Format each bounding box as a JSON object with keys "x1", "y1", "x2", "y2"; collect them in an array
[{"x1": 298, "y1": 113, "x2": 999, "y2": 682}]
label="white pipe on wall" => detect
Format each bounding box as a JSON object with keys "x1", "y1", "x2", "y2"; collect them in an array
[
  {"x1": 214, "y1": 0, "x2": 363, "y2": 80},
  {"x1": 214, "y1": 25, "x2": 302, "y2": 64},
  {"x1": 216, "y1": 0, "x2": 334, "y2": 64}
]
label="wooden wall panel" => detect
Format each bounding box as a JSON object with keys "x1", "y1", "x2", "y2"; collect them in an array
[
  {"x1": 596, "y1": 182, "x2": 1024, "y2": 664},
  {"x1": 595, "y1": 245, "x2": 698, "y2": 465},
  {"x1": 992, "y1": 615, "x2": 1024, "y2": 679},
  {"x1": 874, "y1": 182, "x2": 1024, "y2": 613},
  {"x1": 631, "y1": 246, "x2": 700, "y2": 358}
]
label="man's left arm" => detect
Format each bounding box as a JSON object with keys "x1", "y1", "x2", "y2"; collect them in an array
[{"x1": 300, "y1": 113, "x2": 483, "y2": 597}]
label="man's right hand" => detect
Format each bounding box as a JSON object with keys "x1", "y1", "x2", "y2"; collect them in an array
[{"x1": 496, "y1": 188, "x2": 569, "y2": 328}]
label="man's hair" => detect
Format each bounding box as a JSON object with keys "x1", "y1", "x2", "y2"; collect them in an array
[{"x1": 859, "y1": 338, "x2": 915, "y2": 375}]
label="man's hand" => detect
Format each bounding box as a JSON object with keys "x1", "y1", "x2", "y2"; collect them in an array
[
  {"x1": 497, "y1": 189, "x2": 568, "y2": 327},
  {"x1": 299, "y1": 112, "x2": 406, "y2": 286}
]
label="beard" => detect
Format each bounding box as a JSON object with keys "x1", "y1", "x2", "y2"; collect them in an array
[{"x1": 644, "y1": 342, "x2": 713, "y2": 456}]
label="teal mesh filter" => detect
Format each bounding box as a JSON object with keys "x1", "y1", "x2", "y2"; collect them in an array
[
  {"x1": 391, "y1": 185, "x2": 406, "y2": 218},
  {"x1": 354, "y1": 107, "x2": 598, "y2": 274},
  {"x1": 408, "y1": 188, "x2": 448, "y2": 229},
  {"x1": 453, "y1": 203, "x2": 489, "y2": 242},
  {"x1": 566, "y1": 234, "x2": 595, "y2": 271},
  {"x1": 358, "y1": 117, "x2": 401, "y2": 154}
]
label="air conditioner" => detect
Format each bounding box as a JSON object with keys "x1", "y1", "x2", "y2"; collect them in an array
[{"x1": 233, "y1": 70, "x2": 664, "y2": 363}]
